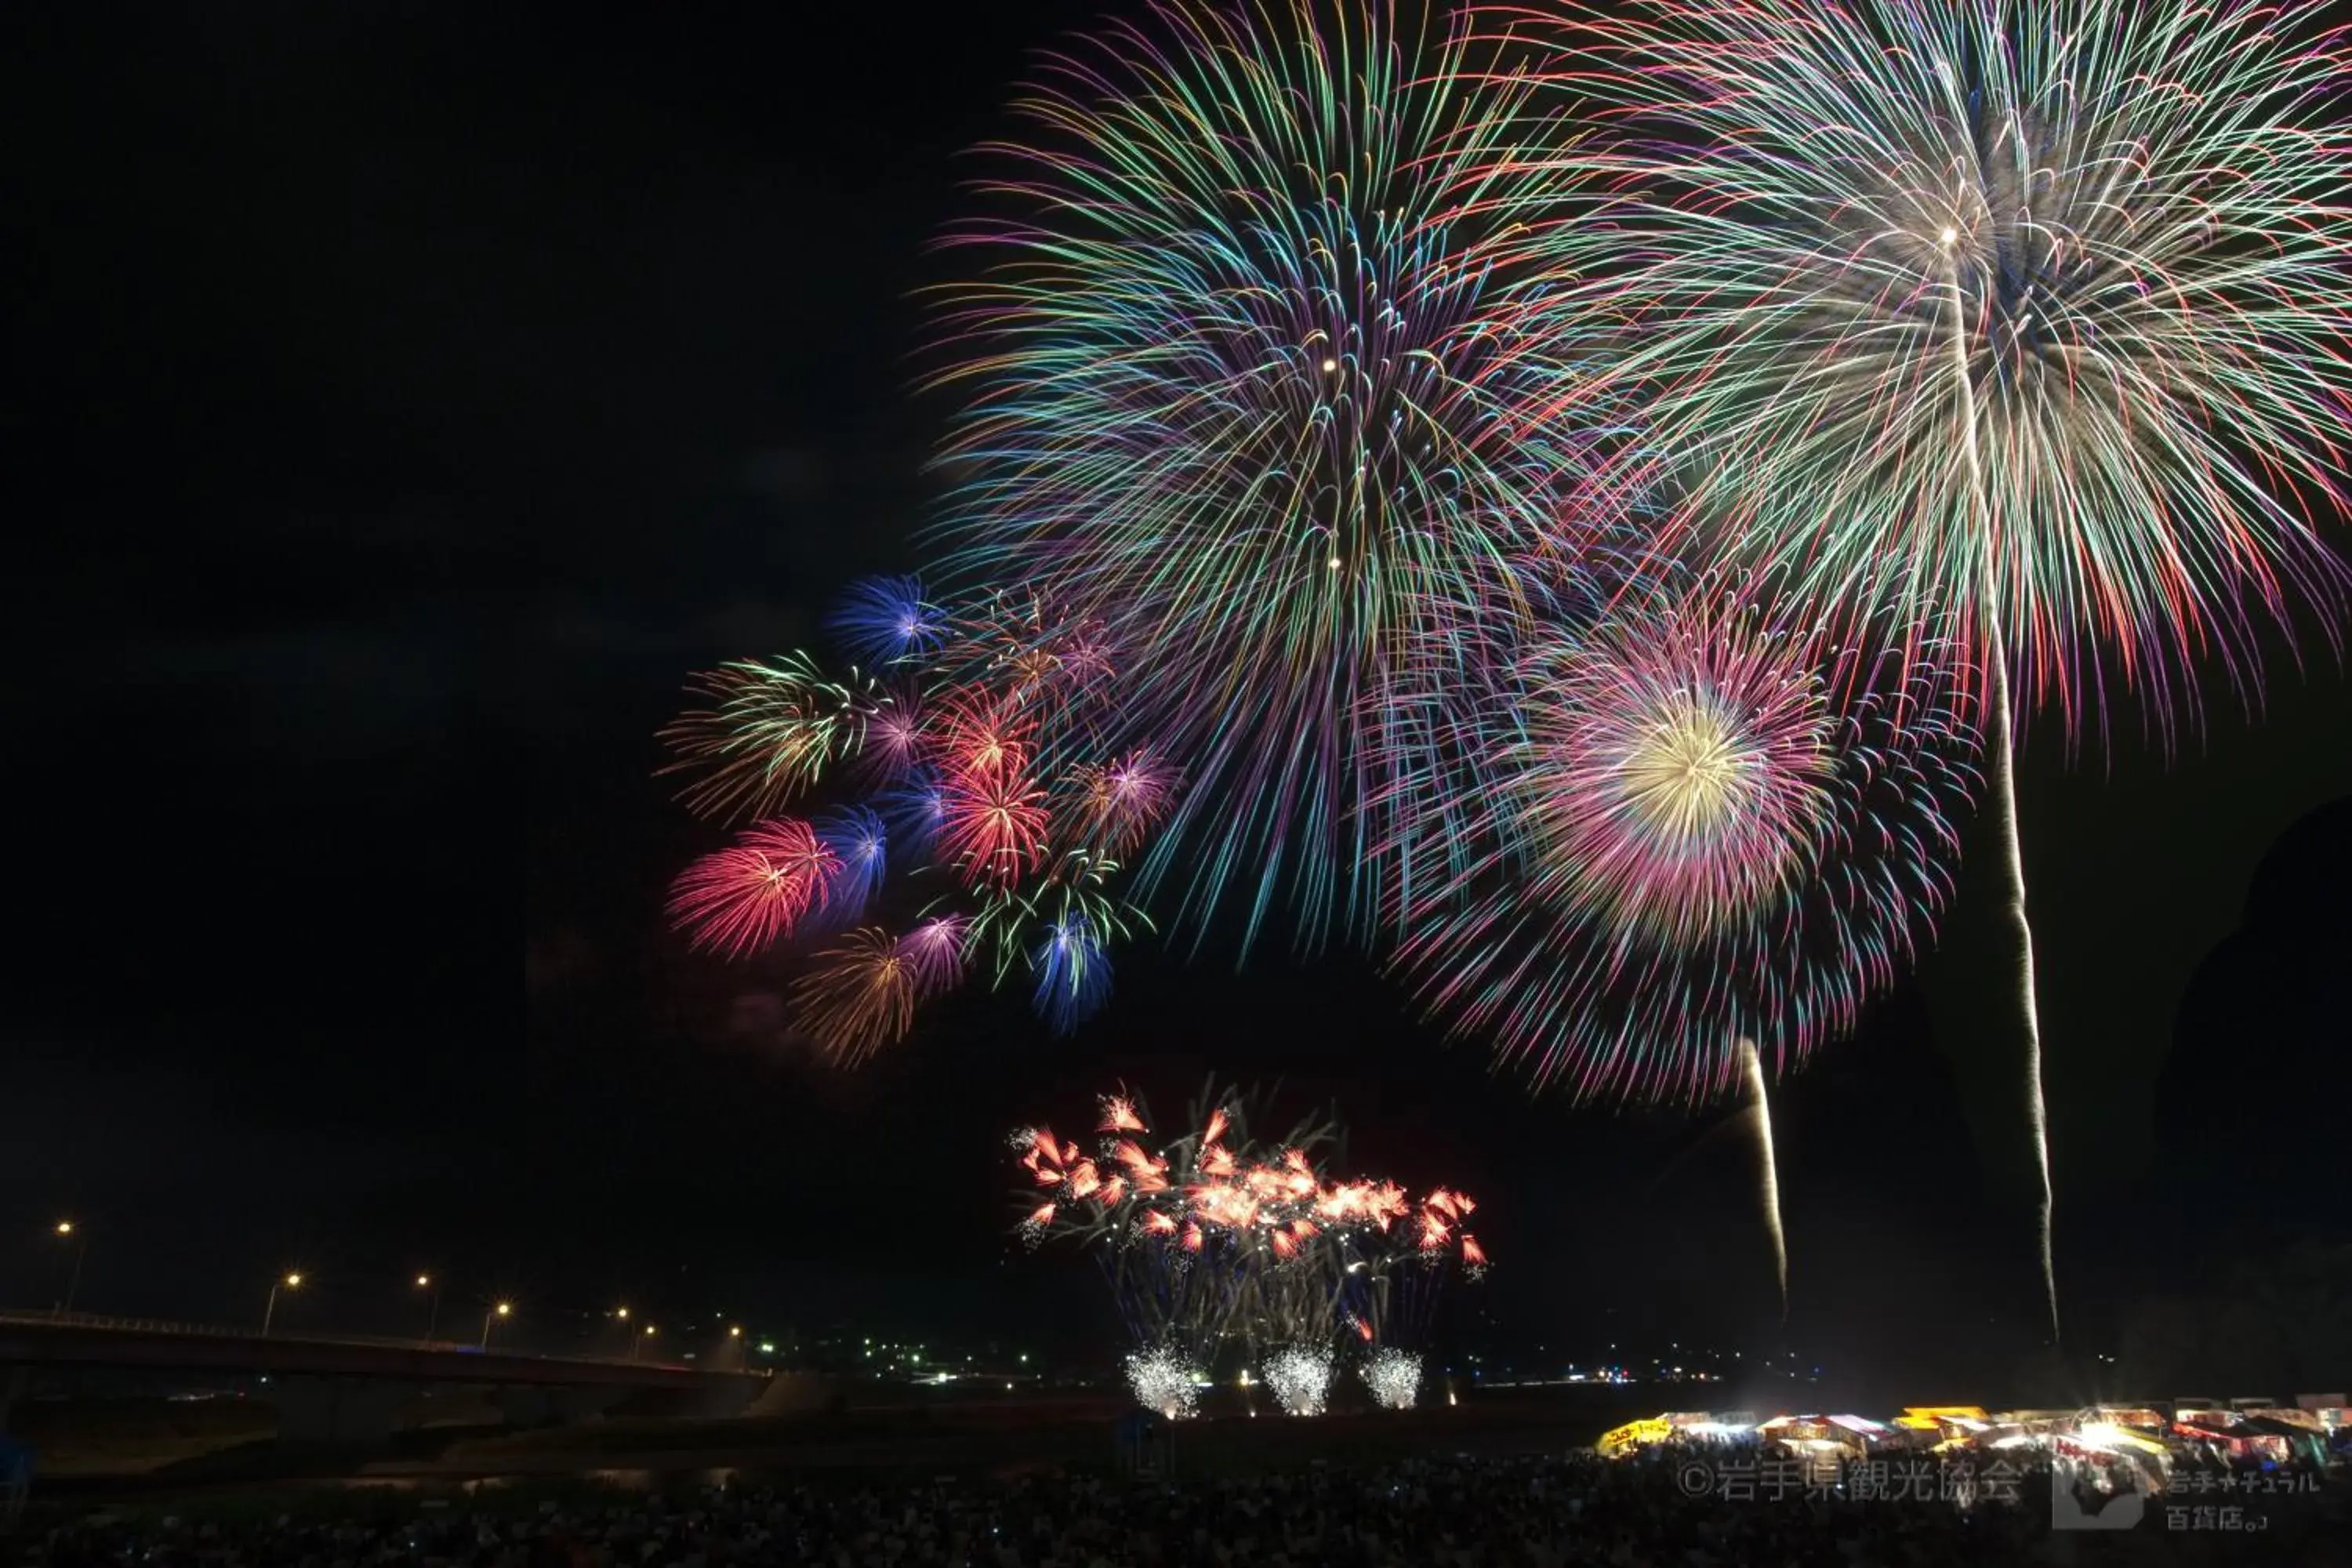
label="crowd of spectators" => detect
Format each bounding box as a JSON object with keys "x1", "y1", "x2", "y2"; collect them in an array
[{"x1": 20, "y1": 1440, "x2": 2343, "y2": 1567}]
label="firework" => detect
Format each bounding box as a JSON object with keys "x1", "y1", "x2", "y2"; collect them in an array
[
  {"x1": 793, "y1": 928, "x2": 918, "y2": 1064},
  {"x1": 1391, "y1": 582, "x2": 1976, "y2": 1105},
  {"x1": 936, "y1": 764, "x2": 1050, "y2": 888},
  {"x1": 1361, "y1": 1345, "x2": 1422, "y2": 1410},
  {"x1": 858, "y1": 690, "x2": 932, "y2": 784},
  {"x1": 1519, "y1": 595, "x2": 1836, "y2": 947},
  {"x1": 1124, "y1": 1344, "x2": 1203, "y2": 1420},
  {"x1": 666, "y1": 817, "x2": 839, "y2": 959},
  {"x1": 660, "y1": 655, "x2": 878, "y2": 822},
  {"x1": 928, "y1": 0, "x2": 1621, "y2": 955},
  {"x1": 826, "y1": 575, "x2": 949, "y2": 667},
  {"x1": 1011, "y1": 1081, "x2": 1490, "y2": 1385},
  {"x1": 813, "y1": 806, "x2": 890, "y2": 926},
  {"x1": 1029, "y1": 911, "x2": 1113, "y2": 1035},
  {"x1": 898, "y1": 913, "x2": 969, "y2": 997},
  {"x1": 1510, "y1": 0, "x2": 2352, "y2": 723},
  {"x1": 661, "y1": 581, "x2": 1169, "y2": 1053},
  {"x1": 1069, "y1": 748, "x2": 1179, "y2": 859},
  {"x1": 1740, "y1": 1037, "x2": 1788, "y2": 1319},
  {"x1": 1264, "y1": 1344, "x2": 1336, "y2": 1417},
  {"x1": 877, "y1": 773, "x2": 949, "y2": 859},
  {"x1": 1504, "y1": 0, "x2": 2352, "y2": 1327}
]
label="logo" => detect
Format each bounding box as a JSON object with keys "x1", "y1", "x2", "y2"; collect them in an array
[{"x1": 2051, "y1": 1473, "x2": 2146, "y2": 1531}]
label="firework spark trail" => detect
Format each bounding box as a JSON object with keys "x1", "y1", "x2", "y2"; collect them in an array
[
  {"x1": 1737, "y1": 1037, "x2": 1787, "y2": 1320},
  {"x1": 1986, "y1": 619, "x2": 2058, "y2": 1341},
  {"x1": 1943, "y1": 241, "x2": 2059, "y2": 1341}
]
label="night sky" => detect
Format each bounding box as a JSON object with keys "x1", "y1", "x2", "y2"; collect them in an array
[{"x1": 10, "y1": 5, "x2": 2348, "y2": 1399}]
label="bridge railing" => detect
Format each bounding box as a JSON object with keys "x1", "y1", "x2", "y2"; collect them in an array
[
  {"x1": 0, "y1": 1309, "x2": 243, "y2": 1339},
  {"x1": 0, "y1": 1310, "x2": 759, "y2": 1375},
  {"x1": 4, "y1": 1309, "x2": 503, "y2": 1352}
]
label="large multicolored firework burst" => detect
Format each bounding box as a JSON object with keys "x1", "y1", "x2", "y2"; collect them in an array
[
  {"x1": 1501, "y1": 0, "x2": 2352, "y2": 721},
  {"x1": 1390, "y1": 579, "x2": 1977, "y2": 1105},
  {"x1": 1490, "y1": 0, "x2": 2352, "y2": 1332},
  {"x1": 927, "y1": 0, "x2": 1621, "y2": 956}
]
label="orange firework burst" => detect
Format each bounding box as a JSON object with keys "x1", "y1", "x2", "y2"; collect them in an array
[
  {"x1": 792, "y1": 927, "x2": 917, "y2": 1064},
  {"x1": 1009, "y1": 1082, "x2": 1494, "y2": 1368}
]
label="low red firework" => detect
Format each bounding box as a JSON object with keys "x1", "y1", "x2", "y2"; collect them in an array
[{"x1": 666, "y1": 817, "x2": 837, "y2": 958}]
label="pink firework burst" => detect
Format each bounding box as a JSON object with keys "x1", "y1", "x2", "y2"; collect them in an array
[
  {"x1": 897, "y1": 913, "x2": 970, "y2": 998},
  {"x1": 858, "y1": 688, "x2": 931, "y2": 782},
  {"x1": 1071, "y1": 746, "x2": 1178, "y2": 856},
  {"x1": 666, "y1": 816, "x2": 839, "y2": 958},
  {"x1": 1520, "y1": 599, "x2": 1835, "y2": 946}
]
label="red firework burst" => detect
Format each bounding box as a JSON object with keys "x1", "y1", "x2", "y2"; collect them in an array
[{"x1": 666, "y1": 817, "x2": 838, "y2": 958}]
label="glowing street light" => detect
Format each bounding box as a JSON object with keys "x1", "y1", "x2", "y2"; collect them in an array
[
  {"x1": 52, "y1": 1221, "x2": 86, "y2": 1319},
  {"x1": 481, "y1": 1301, "x2": 511, "y2": 1350},
  {"x1": 262, "y1": 1272, "x2": 302, "y2": 1337},
  {"x1": 415, "y1": 1273, "x2": 441, "y2": 1343},
  {"x1": 630, "y1": 1323, "x2": 655, "y2": 1362}
]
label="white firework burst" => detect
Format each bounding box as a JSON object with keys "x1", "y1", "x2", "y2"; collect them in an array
[
  {"x1": 1265, "y1": 1344, "x2": 1336, "y2": 1417},
  {"x1": 1360, "y1": 1346, "x2": 1421, "y2": 1411},
  {"x1": 1123, "y1": 1344, "x2": 1201, "y2": 1420}
]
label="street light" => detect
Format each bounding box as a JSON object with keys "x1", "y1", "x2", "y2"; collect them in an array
[
  {"x1": 481, "y1": 1301, "x2": 511, "y2": 1351},
  {"x1": 728, "y1": 1324, "x2": 743, "y2": 1367},
  {"x1": 415, "y1": 1274, "x2": 440, "y2": 1343},
  {"x1": 631, "y1": 1323, "x2": 655, "y2": 1362},
  {"x1": 53, "y1": 1221, "x2": 86, "y2": 1319},
  {"x1": 262, "y1": 1272, "x2": 302, "y2": 1337}
]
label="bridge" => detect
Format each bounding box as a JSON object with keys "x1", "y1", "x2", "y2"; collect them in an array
[{"x1": 0, "y1": 1312, "x2": 770, "y2": 1445}]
